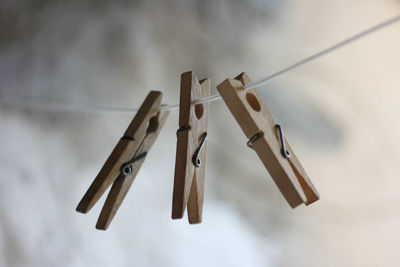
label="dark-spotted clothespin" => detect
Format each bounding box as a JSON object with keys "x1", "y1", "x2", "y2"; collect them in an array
[
  {"x1": 217, "y1": 72, "x2": 319, "y2": 208},
  {"x1": 172, "y1": 71, "x2": 210, "y2": 224},
  {"x1": 76, "y1": 91, "x2": 169, "y2": 230}
]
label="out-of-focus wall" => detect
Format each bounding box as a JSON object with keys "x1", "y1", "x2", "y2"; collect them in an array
[{"x1": 0, "y1": 1, "x2": 399, "y2": 266}]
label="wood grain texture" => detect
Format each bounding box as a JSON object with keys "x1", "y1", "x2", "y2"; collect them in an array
[
  {"x1": 217, "y1": 72, "x2": 319, "y2": 208},
  {"x1": 172, "y1": 72, "x2": 210, "y2": 224},
  {"x1": 286, "y1": 143, "x2": 319, "y2": 205},
  {"x1": 76, "y1": 91, "x2": 165, "y2": 229}
]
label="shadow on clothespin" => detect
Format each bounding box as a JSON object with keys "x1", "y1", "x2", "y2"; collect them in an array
[
  {"x1": 217, "y1": 72, "x2": 319, "y2": 208},
  {"x1": 76, "y1": 91, "x2": 170, "y2": 230},
  {"x1": 172, "y1": 71, "x2": 210, "y2": 224}
]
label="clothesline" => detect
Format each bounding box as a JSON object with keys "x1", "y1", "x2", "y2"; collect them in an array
[
  {"x1": 1, "y1": 14, "x2": 399, "y2": 114},
  {"x1": 162, "y1": 14, "x2": 400, "y2": 110}
]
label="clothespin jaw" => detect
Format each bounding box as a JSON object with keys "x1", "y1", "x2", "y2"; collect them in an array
[
  {"x1": 217, "y1": 72, "x2": 319, "y2": 208},
  {"x1": 172, "y1": 71, "x2": 210, "y2": 224},
  {"x1": 76, "y1": 91, "x2": 170, "y2": 230}
]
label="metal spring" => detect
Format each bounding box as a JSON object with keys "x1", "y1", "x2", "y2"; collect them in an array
[
  {"x1": 176, "y1": 124, "x2": 191, "y2": 136},
  {"x1": 246, "y1": 124, "x2": 291, "y2": 159},
  {"x1": 247, "y1": 132, "x2": 263, "y2": 148},
  {"x1": 120, "y1": 152, "x2": 148, "y2": 176},
  {"x1": 192, "y1": 132, "x2": 208, "y2": 167},
  {"x1": 275, "y1": 124, "x2": 290, "y2": 159}
]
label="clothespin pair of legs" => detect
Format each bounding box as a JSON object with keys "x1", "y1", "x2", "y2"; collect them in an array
[
  {"x1": 217, "y1": 72, "x2": 319, "y2": 207},
  {"x1": 76, "y1": 92, "x2": 170, "y2": 230},
  {"x1": 172, "y1": 72, "x2": 210, "y2": 224}
]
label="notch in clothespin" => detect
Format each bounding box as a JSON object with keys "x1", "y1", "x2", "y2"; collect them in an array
[
  {"x1": 76, "y1": 91, "x2": 170, "y2": 230},
  {"x1": 217, "y1": 72, "x2": 319, "y2": 208},
  {"x1": 172, "y1": 71, "x2": 210, "y2": 224}
]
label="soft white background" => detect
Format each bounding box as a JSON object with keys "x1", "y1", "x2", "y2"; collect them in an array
[{"x1": 0, "y1": 1, "x2": 399, "y2": 266}]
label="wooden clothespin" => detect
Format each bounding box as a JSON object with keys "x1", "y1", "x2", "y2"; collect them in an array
[
  {"x1": 76, "y1": 91, "x2": 169, "y2": 230},
  {"x1": 217, "y1": 72, "x2": 319, "y2": 208},
  {"x1": 172, "y1": 71, "x2": 210, "y2": 224}
]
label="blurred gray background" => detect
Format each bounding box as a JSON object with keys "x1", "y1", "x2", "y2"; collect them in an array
[{"x1": 0, "y1": 0, "x2": 399, "y2": 266}]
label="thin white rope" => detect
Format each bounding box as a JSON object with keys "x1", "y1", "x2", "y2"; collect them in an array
[
  {"x1": 194, "y1": 14, "x2": 400, "y2": 105},
  {"x1": 1, "y1": 14, "x2": 399, "y2": 114},
  {"x1": 242, "y1": 14, "x2": 400, "y2": 90}
]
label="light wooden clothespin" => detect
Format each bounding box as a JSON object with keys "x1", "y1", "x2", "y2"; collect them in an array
[
  {"x1": 172, "y1": 71, "x2": 210, "y2": 224},
  {"x1": 217, "y1": 72, "x2": 319, "y2": 208},
  {"x1": 76, "y1": 91, "x2": 169, "y2": 230}
]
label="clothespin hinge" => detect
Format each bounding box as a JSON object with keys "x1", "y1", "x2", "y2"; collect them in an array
[
  {"x1": 247, "y1": 131, "x2": 263, "y2": 148},
  {"x1": 192, "y1": 132, "x2": 207, "y2": 167},
  {"x1": 246, "y1": 124, "x2": 291, "y2": 160},
  {"x1": 275, "y1": 124, "x2": 290, "y2": 159},
  {"x1": 176, "y1": 124, "x2": 191, "y2": 136},
  {"x1": 120, "y1": 152, "x2": 148, "y2": 176}
]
